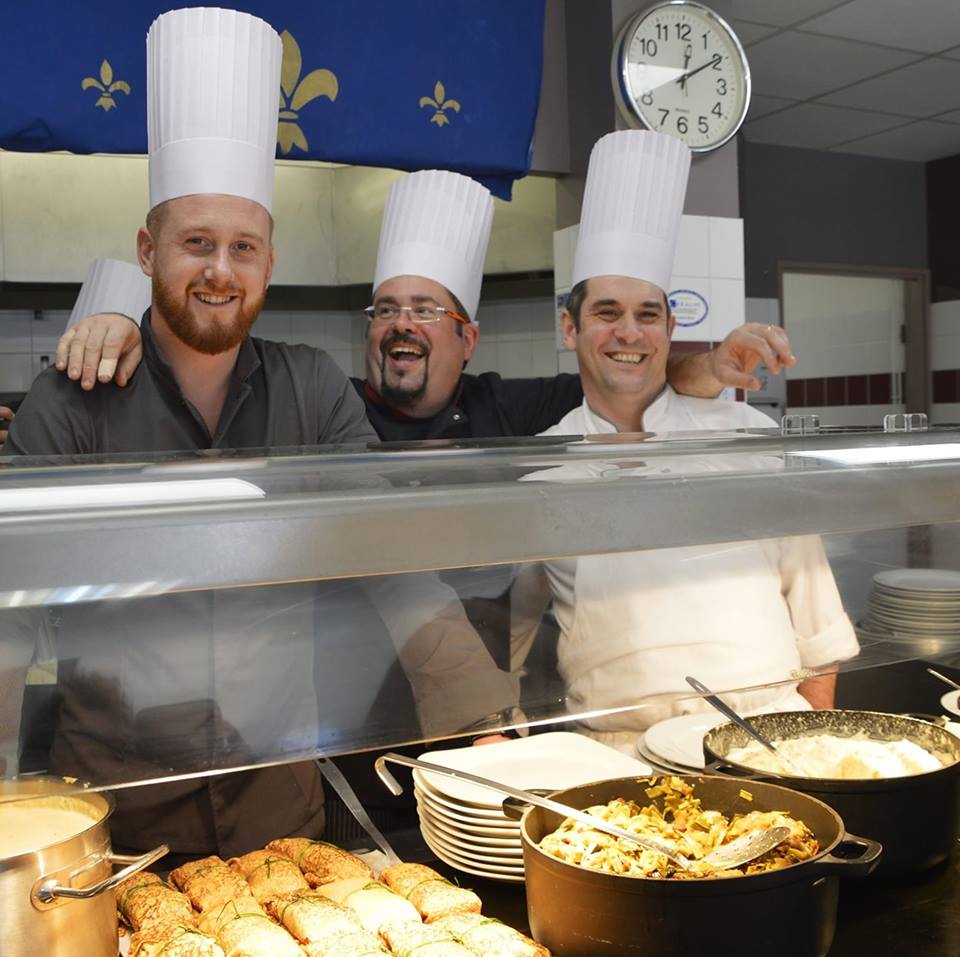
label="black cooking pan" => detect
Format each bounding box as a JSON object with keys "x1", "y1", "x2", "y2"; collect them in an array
[
  {"x1": 511, "y1": 774, "x2": 880, "y2": 957},
  {"x1": 703, "y1": 709, "x2": 960, "y2": 876}
]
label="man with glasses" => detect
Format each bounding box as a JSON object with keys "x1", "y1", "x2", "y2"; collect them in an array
[{"x1": 52, "y1": 170, "x2": 794, "y2": 444}]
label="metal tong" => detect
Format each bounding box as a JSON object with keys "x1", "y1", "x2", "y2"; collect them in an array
[
  {"x1": 685, "y1": 675, "x2": 809, "y2": 777},
  {"x1": 374, "y1": 751, "x2": 789, "y2": 871}
]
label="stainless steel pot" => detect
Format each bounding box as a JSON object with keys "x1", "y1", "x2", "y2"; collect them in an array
[
  {"x1": 0, "y1": 778, "x2": 166, "y2": 957},
  {"x1": 702, "y1": 709, "x2": 960, "y2": 876}
]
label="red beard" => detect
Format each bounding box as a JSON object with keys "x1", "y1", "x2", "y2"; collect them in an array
[{"x1": 153, "y1": 276, "x2": 265, "y2": 355}]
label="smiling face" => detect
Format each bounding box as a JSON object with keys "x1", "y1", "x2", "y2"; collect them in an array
[
  {"x1": 365, "y1": 275, "x2": 479, "y2": 418},
  {"x1": 137, "y1": 194, "x2": 274, "y2": 355},
  {"x1": 562, "y1": 275, "x2": 675, "y2": 430}
]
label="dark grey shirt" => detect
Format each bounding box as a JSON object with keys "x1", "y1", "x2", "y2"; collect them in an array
[
  {"x1": 1, "y1": 310, "x2": 379, "y2": 857},
  {"x1": 3, "y1": 310, "x2": 376, "y2": 455}
]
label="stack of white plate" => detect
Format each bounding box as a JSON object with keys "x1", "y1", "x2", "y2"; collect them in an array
[
  {"x1": 414, "y1": 731, "x2": 651, "y2": 882},
  {"x1": 862, "y1": 569, "x2": 960, "y2": 651}
]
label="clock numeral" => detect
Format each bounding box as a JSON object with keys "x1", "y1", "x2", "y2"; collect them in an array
[
  {"x1": 639, "y1": 37, "x2": 659, "y2": 57},
  {"x1": 641, "y1": 89, "x2": 654, "y2": 106},
  {"x1": 676, "y1": 23, "x2": 691, "y2": 41},
  {"x1": 711, "y1": 102, "x2": 722, "y2": 117},
  {"x1": 711, "y1": 54, "x2": 723, "y2": 70},
  {"x1": 658, "y1": 108, "x2": 671, "y2": 127},
  {"x1": 701, "y1": 32, "x2": 709, "y2": 48},
  {"x1": 717, "y1": 78, "x2": 727, "y2": 95},
  {"x1": 656, "y1": 23, "x2": 669, "y2": 41},
  {"x1": 698, "y1": 116, "x2": 709, "y2": 134},
  {"x1": 677, "y1": 116, "x2": 688, "y2": 135}
]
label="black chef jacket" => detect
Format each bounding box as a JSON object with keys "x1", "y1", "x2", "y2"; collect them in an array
[
  {"x1": 354, "y1": 372, "x2": 584, "y2": 442},
  {"x1": 2, "y1": 311, "x2": 378, "y2": 858}
]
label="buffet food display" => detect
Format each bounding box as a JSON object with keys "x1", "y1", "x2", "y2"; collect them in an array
[
  {"x1": 118, "y1": 845, "x2": 548, "y2": 957},
  {"x1": 538, "y1": 777, "x2": 818, "y2": 879}
]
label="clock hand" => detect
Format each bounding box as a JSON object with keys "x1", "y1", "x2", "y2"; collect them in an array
[
  {"x1": 675, "y1": 52, "x2": 722, "y2": 85},
  {"x1": 681, "y1": 44, "x2": 692, "y2": 96}
]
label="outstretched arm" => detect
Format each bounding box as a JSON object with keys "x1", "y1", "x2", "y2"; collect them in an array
[
  {"x1": 667, "y1": 323, "x2": 796, "y2": 398},
  {"x1": 56, "y1": 314, "x2": 143, "y2": 390}
]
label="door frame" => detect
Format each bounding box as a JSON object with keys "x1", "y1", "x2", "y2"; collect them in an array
[{"x1": 777, "y1": 261, "x2": 930, "y2": 416}]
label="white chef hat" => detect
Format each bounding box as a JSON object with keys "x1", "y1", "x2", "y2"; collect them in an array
[
  {"x1": 572, "y1": 130, "x2": 691, "y2": 293},
  {"x1": 373, "y1": 170, "x2": 494, "y2": 322},
  {"x1": 67, "y1": 259, "x2": 152, "y2": 330},
  {"x1": 147, "y1": 7, "x2": 282, "y2": 212}
]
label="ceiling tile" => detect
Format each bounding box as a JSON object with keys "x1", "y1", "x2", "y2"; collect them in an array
[
  {"x1": 820, "y1": 57, "x2": 960, "y2": 117},
  {"x1": 730, "y1": 19, "x2": 779, "y2": 46},
  {"x1": 729, "y1": 0, "x2": 850, "y2": 28},
  {"x1": 834, "y1": 119, "x2": 960, "y2": 160},
  {"x1": 743, "y1": 102, "x2": 908, "y2": 150},
  {"x1": 747, "y1": 32, "x2": 921, "y2": 99},
  {"x1": 801, "y1": 0, "x2": 960, "y2": 54},
  {"x1": 746, "y1": 93, "x2": 798, "y2": 121}
]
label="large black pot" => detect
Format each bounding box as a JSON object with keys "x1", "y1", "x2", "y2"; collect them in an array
[
  {"x1": 703, "y1": 710, "x2": 960, "y2": 877},
  {"x1": 514, "y1": 774, "x2": 880, "y2": 957}
]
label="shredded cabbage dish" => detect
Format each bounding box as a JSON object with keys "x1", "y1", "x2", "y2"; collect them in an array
[{"x1": 538, "y1": 777, "x2": 819, "y2": 879}]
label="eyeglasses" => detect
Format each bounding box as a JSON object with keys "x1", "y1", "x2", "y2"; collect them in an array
[{"x1": 363, "y1": 304, "x2": 468, "y2": 325}]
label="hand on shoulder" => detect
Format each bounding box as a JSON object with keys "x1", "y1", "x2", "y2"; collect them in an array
[{"x1": 56, "y1": 313, "x2": 143, "y2": 391}]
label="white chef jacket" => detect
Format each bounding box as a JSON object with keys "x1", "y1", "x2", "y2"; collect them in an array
[{"x1": 525, "y1": 387, "x2": 859, "y2": 751}]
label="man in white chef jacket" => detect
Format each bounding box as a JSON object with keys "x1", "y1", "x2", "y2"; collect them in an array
[{"x1": 517, "y1": 130, "x2": 859, "y2": 753}]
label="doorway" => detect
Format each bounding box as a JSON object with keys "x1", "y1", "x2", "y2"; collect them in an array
[{"x1": 779, "y1": 264, "x2": 929, "y2": 427}]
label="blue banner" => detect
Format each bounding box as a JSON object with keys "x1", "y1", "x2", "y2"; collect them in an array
[{"x1": 0, "y1": 1, "x2": 544, "y2": 198}]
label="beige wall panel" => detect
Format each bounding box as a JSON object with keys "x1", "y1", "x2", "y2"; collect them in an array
[
  {"x1": 270, "y1": 160, "x2": 337, "y2": 285},
  {"x1": 487, "y1": 174, "x2": 555, "y2": 275},
  {"x1": 0, "y1": 153, "x2": 148, "y2": 282}
]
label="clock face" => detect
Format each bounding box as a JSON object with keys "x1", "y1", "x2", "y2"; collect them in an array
[{"x1": 613, "y1": 1, "x2": 751, "y2": 152}]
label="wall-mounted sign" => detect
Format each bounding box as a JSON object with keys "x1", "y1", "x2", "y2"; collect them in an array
[{"x1": 669, "y1": 288, "x2": 709, "y2": 327}]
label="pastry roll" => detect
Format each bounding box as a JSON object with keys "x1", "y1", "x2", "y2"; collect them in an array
[
  {"x1": 317, "y1": 877, "x2": 420, "y2": 932},
  {"x1": 128, "y1": 921, "x2": 225, "y2": 957},
  {"x1": 302, "y1": 935, "x2": 389, "y2": 957},
  {"x1": 378, "y1": 919, "x2": 474, "y2": 957},
  {"x1": 268, "y1": 891, "x2": 381, "y2": 952},
  {"x1": 170, "y1": 857, "x2": 251, "y2": 914},
  {"x1": 116, "y1": 870, "x2": 196, "y2": 931},
  {"x1": 197, "y1": 894, "x2": 264, "y2": 938},
  {"x1": 433, "y1": 913, "x2": 550, "y2": 957},
  {"x1": 229, "y1": 850, "x2": 309, "y2": 903},
  {"x1": 267, "y1": 839, "x2": 374, "y2": 886},
  {"x1": 216, "y1": 910, "x2": 305, "y2": 957},
  {"x1": 379, "y1": 864, "x2": 481, "y2": 923}
]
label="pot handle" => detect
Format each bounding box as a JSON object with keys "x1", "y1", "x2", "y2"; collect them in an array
[
  {"x1": 32, "y1": 843, "x2": 169, "y2": 911},
  {"x1": 501, "y1": 795, "x2": 528, "y2": 821},
  {"x1": 809, "y1": 832, "x2": 883, "y2": 879},
  {"x1": 702, "y1": 759, "x2": 766, "y2": 781}
]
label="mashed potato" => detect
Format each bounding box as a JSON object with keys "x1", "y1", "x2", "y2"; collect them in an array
[{"x1": 726, "y1": 733, "x2": 944, "y2": 779}]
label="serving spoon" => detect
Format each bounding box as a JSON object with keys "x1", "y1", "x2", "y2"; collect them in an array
[
  {"x1": 685, "y1": 675, "x2": 810, "y2": 777},
  {"x1": 375, "y1": 751, "x2": 790, "y2": 872}
]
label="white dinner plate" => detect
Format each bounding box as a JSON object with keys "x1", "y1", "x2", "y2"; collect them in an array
[
  {"x1": 416, "y1": 732, "x2": 651, "y2": 807},
  {"x1": 415, "y1": 800, "x2": 521, "y2": 839},
  {"x1": 413, "y1": 782, "x2": 517, "y2": 822},
  {"x1": 642, "y1": 713, "x2": 731, "y2": 769},
  {"x1": 420, "y1": 818, "x2": 523, "y2": 861},
  {"x1": 420, "y1": 829, "x2": 525, "y2": 883},
  {"x1": 422, "y1": 810, "x2": 523, "y2": 848},
  {"x1": 941, "y1": 690, "x2": 960, "y2": 718},
  {"x1": 873, "y1": 569, "x2": 960, "y2": 593},
  {"x1": 635, "y1": 736, "x2": 703, "y2": 774}
]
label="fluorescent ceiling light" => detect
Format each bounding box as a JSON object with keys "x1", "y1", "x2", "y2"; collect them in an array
[
  {"x1": 0, "y1": 478, "x2": 265, "y2": 512},
  {"x1": 788, "y1": 444, "x2": 960, "y2": 466}
]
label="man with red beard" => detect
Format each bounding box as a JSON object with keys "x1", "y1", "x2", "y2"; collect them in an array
[{"x1": 3, "y1": 187, "x2": 373, "y2": 455}]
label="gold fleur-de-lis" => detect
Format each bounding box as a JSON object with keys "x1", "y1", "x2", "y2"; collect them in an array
[
  {"x1": 419, "y1": 81, "x2": 461, "y2": 127},
  {"x1": 277, "y1": 31, "x2": 338, "y2": 154},
  {"x1": 81, "y1": 60, "x2": 130, "y2": 112}
]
